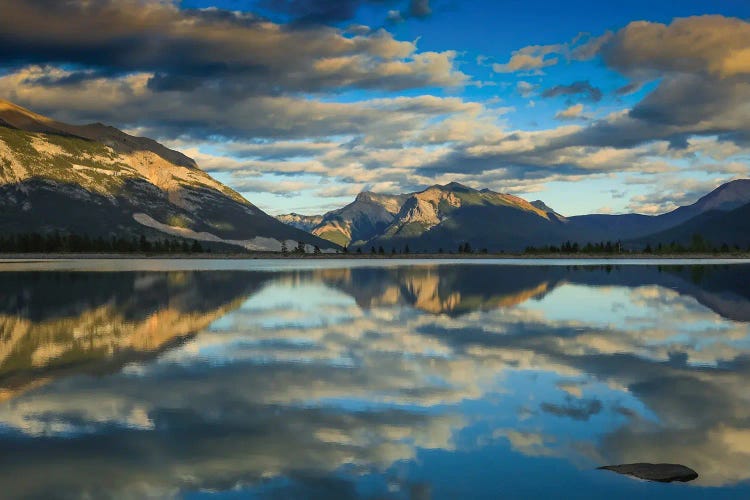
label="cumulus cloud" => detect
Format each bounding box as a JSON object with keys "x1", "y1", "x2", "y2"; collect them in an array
[
  {"x1": 387, "y1": 0, "x2": 432, "y2": 23},
  {"x1": 540, "y1": 397, "x2": 603, "y2": 421},
  {"x1": 0, "y1": 0, "x2": 463, "y2": 98},
  {"x1": 492, "y1": 32, "x2": 607, "y2": 74},
  {"x1": 229, "y1": 178, "x2": 313, "y2": 197},
  {"x1": 570, "y1": 32, "x2": 613, "y2": 61},
  {"x1": 516, "y1": 81, "x2": 537, "y2": 97},
  {"x1": 614, "y1": 81, "x2": 642, "y2": 96},
  {"x1": 256, "y1": 0, "x2": 392, "y2": 24},
  {"x1": 492, "y1": 16, "x2": 750, "y2": 148},
  {"x1": 573, "y1": 15, "x2": 750, "y2": 147},
  {"x1": 408, "y1": 16, "x2": 750, "y2": 196},
  {"x1": 554, "y1": 103, "x2": 585, "y2": 120},
  {"x1": 2, "y1": 6, "x2": 749, "y2": 214},
  {"x1": 0, "y1": 66, "x2": 473, "y2": 141},
  {"x1": 493, "y1": 44, "x2": 561, "y2": 73},
  {"x1": 601, "y1": 15, "x2": 750, "y2": 79},
  {"x1": 259, "y1": 0, "x2": 432, "y2": 25},
  {"x1": 542, "y1": 81, "x2": 603, "y2": 102},
  {"x1": 408, "y1": 0, "x2": 432, "y2": 18},
  {"x1": 213, "y1": 140, "x2": 339, "y2": 161}
]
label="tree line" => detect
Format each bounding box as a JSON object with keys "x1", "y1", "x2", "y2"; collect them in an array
[
  {"x1": 0, "y1": 232, "x2": 208, "y2": 254},
  {"x1": 5, "y1": 232, "x2": 743, "y2": 256},
  {"x1": 524, "y1": 235, "x2": 749, "y2": 255},
  {"x1": 342, "y1": 242, "x2": 490, "y2": 255},
  {"x1": 524, "y1": 240, "x2": 624, "y2": 254}
]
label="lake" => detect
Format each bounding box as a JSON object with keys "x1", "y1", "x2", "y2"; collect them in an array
[{"x1": 1, "y1": 259, "x2": 749, "y2": 499}]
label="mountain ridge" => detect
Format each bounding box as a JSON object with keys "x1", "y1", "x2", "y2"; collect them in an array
[
  {"x1": 0, "y1": 99, "x2": 338, "y2": 252},
  {"x1": 279, "y1": 182, "x2": 573, "y2": 251},
  {"x1": 0, "y1": 99, "x2": 197, "y2": 169},
  {"x1": 635, "y1": 201, "x2": 750, "y2": 249},
  {"x1": 278, "y1": 179, "x2": 750, "y2": 252}
]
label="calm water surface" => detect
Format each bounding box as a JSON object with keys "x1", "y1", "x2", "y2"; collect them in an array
[{"x1": 1, "y1": 259, "x2": 749, "y2": 499}]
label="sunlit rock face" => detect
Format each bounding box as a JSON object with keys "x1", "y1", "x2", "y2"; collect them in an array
[
  {"x1": 280, "y1": 191, "x2": 409, "y2": 247},
  {"x1": 0, "y1": 263, "x2": 749, "y2": 497}
]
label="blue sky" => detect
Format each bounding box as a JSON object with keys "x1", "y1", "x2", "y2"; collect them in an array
[{"x1": 2, "y1": 0, "x2": 750, "y2": 216}]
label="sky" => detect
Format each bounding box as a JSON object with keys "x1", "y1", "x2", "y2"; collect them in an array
[{"x1": 1, "y1": 0, "x2": 750, "y2": 216}]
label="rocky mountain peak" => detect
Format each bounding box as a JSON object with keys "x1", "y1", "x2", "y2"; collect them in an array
[{"x1": 355, "y1": 191, "x2": 377, "y2": 202}]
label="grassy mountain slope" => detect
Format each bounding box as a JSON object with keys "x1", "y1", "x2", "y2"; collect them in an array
[
  {"x1": 634, "y1": 202, "x2": 750, "y2": 249},
  {"x1": 0, "y1": 99, "x2": 337, "y2": 251}
]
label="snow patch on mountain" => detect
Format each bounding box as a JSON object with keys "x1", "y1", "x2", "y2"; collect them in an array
[{"x1": 134, "y1": 213, "x2": 331, "y2": 252}]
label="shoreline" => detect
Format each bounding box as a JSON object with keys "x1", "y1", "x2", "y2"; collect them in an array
[{"x1": 1, "y1": 252, "x2": 750, "y2": 260}]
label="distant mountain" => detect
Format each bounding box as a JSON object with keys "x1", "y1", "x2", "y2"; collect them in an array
[
  {"x1": 278, "y1": 182, "x2": 571, "y2": 251},
  {"x1": 359, "y1": 182, "x2": 573, "y2": 252},
  {"x1": 280, "y1": 179, "x2": 750, "y2": 252},
  {"x1": 566, "y1": 213, "x2": 660, "y2": 242},
  {"x1": 278, "y1": 191, "x2": 408, "y2": 247},
  {"x1": 636, "y1": 201, "x2": 750, "y2": 249},
  {"x1": 275, "y1": 213, "x2": 323, "y2": 232},
  {"x1": 0, "y1": 99, "x2": 337, "y2": 252},
  {"x1": 668, "y1": 179, "x2": 750, "y2": 219},
  {"x1": 569, "y1": 179, "x2": 750, "y2": 242}
]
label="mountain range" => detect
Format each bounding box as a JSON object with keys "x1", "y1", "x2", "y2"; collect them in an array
[
  {"x1": 0, "y1": 99, "x2": 337, "y2": 252},
  {"x1": 278, "y1": 179, "x2": 750, "y2": 252},
  {"x1": 1, "y1": 98, "x2": 748, "y2": 253}
]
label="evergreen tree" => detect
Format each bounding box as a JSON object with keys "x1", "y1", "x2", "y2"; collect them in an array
[
  {"x1": 139, "y1": 235, "x2": 151, "y2": 253},
  {"x1": 691, "y1": 233, "x2": 707, "y2": 252}
]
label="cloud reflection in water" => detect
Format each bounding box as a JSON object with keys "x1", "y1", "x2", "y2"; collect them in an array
[{"x1": 0, "y1": 263, "x2": 748, "y2": 497}]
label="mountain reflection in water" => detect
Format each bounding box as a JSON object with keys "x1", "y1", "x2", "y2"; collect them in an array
[{"x1": 0, "y1": 263, "x2": 748, "y2": 499}]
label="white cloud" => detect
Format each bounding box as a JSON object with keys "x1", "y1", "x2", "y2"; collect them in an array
[{"x1": 554, "y1": 103, "x2": 585, "y2": 120}]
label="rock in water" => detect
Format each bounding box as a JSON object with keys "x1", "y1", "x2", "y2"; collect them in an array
[{"x1": 598, "y1": 463, "x2": 698, "y2": 483}]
